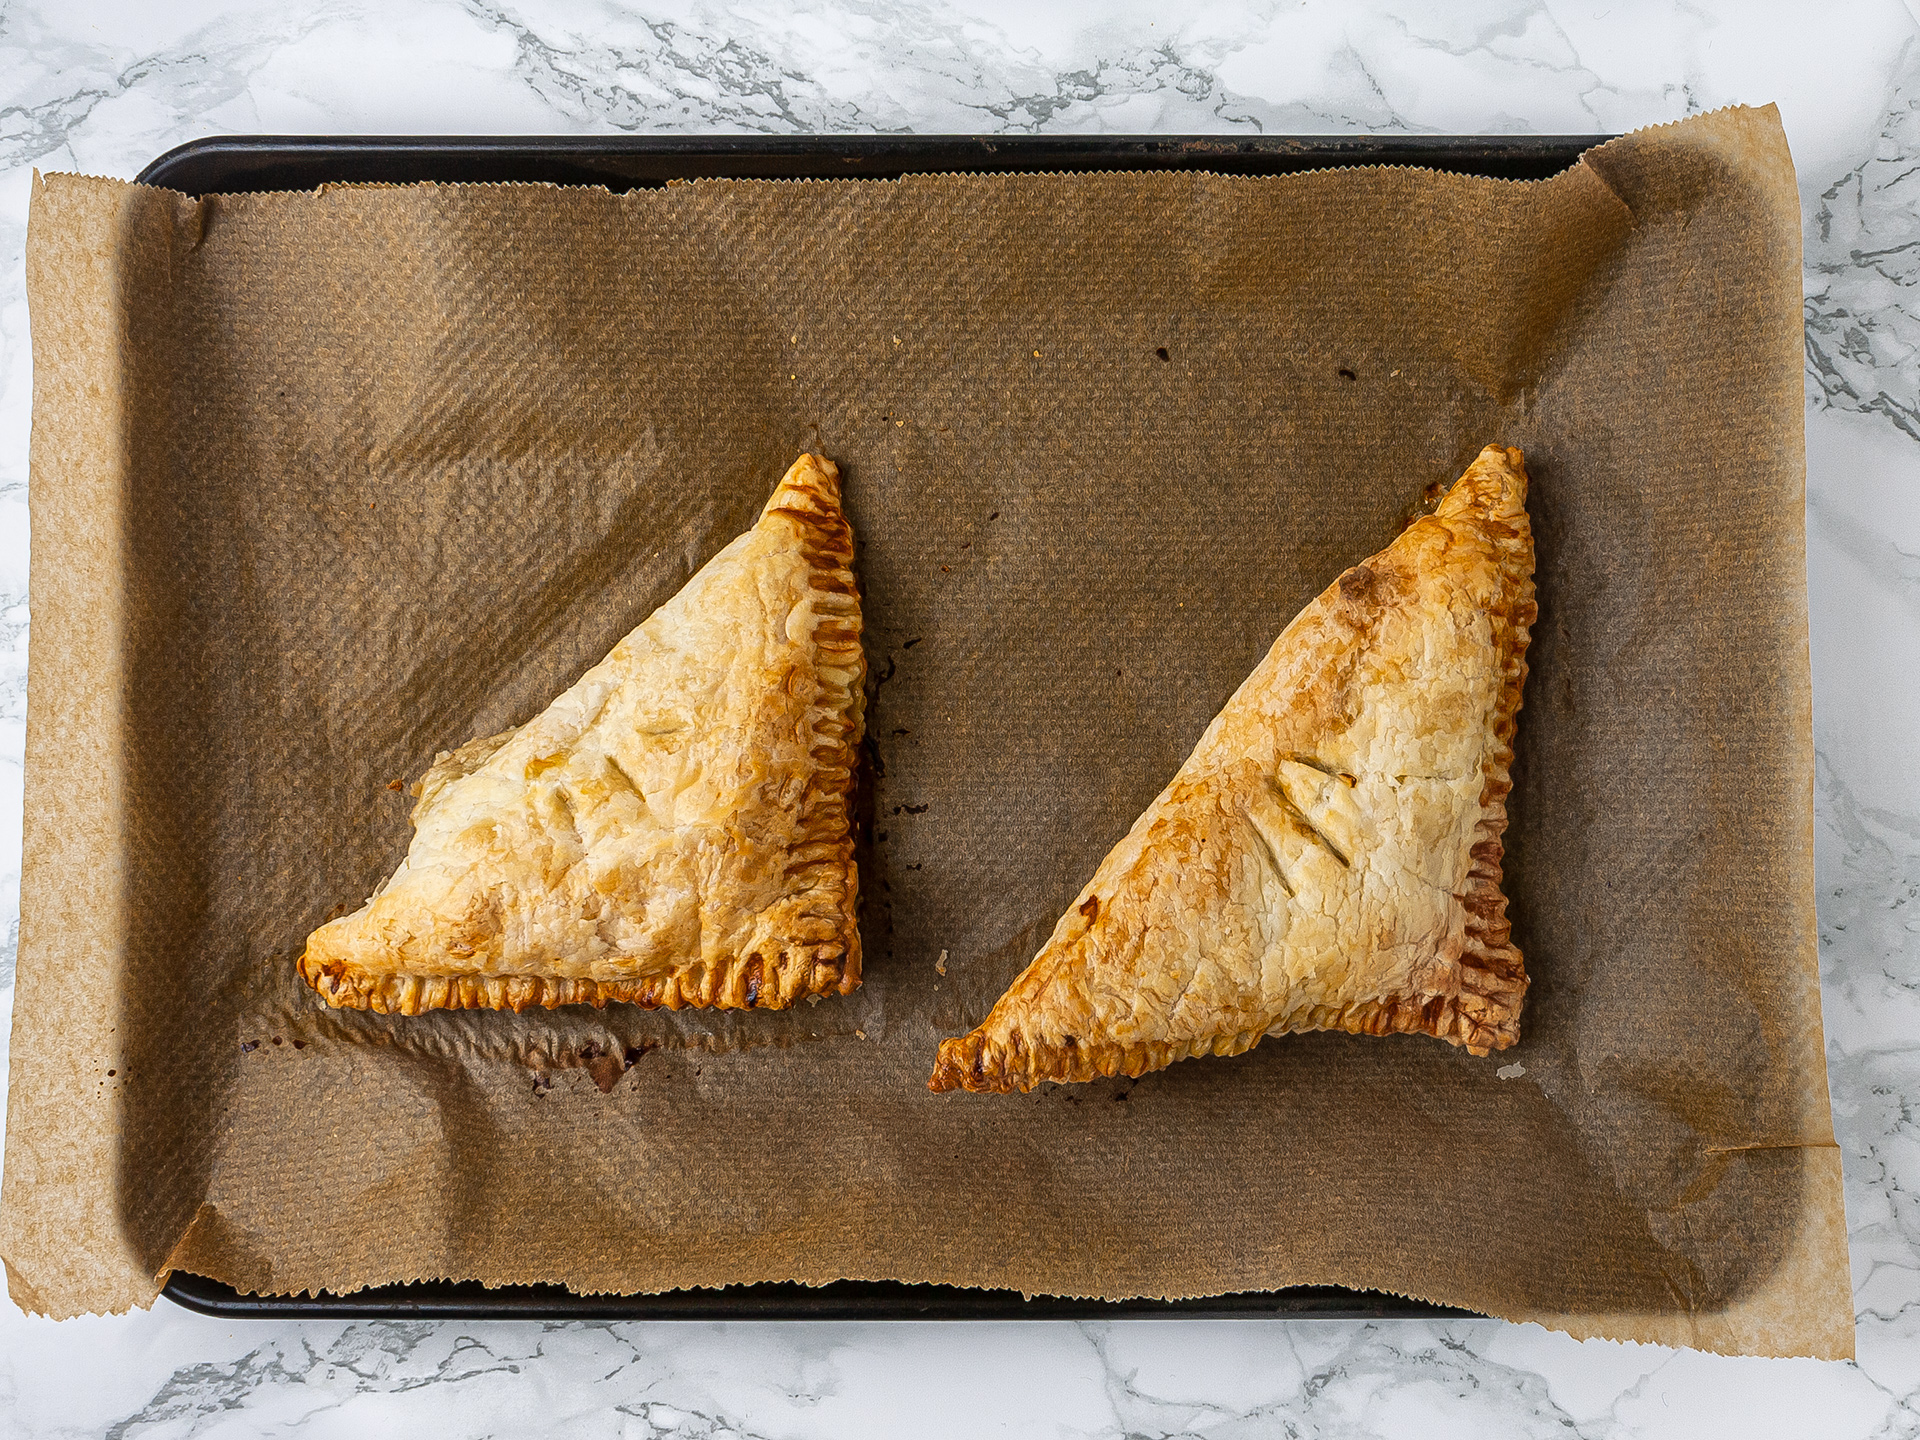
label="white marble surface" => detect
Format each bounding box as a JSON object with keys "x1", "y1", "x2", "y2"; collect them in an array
[{"x1": 1, "y1": 0, "x2": 1917, "y2": 1434}]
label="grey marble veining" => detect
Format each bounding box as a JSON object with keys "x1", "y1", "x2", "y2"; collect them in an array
[
  {"x1": 1807, "y1": 53, "x2": 1920, "y2": 442},
  {"x1": 2, "y1": 1, "x2": 1920, "y2": 1436},
  {"x1": 1803, "y1": 41, "x2": 1920, "y2": 1440}
]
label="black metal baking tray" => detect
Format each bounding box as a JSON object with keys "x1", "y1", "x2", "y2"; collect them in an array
[
  {"x1": 167, "y1": 1271, "x2": 1473, "y2": 1321},
  {"x1": 136, "y1": 132, "x2": 1604, "y2": 195},
  {"x1": 140, "y1": 130, "x2": 1602, "y2": 1322}
]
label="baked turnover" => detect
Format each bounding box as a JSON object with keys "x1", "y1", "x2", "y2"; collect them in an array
[
  {"x1": 932, "y1": 444, "x2": 1536, "y2": 1093},
  {"x1": 301, "y1": 454, "x2": 865, "y2": 1014}
]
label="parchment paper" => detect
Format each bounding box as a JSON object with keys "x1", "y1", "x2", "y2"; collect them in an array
[{"x1": 1, "y1": 105, "x2": 1851, "y2": 1357}]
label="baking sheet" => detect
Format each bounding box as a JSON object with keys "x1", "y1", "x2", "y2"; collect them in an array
[
  {"x1": 144, "y1": 129, "x2": 1602, "y2": 1324},
  {"x1": 2, "y1": 106, "x2": 1851, "y2": 1356}
]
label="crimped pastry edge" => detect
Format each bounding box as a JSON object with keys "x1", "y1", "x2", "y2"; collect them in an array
[
  {"x1": 298, "y1": 942, "x2": 860, "y2": 1014},
  {"x1": 299, "y1": 453, "x2": 866, "y2": 1016}
]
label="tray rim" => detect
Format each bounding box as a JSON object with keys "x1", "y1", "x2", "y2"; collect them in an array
[
  {"x1": 134, "y1": 130, "x2": 1612, "y2": 195},
  {"x1": 164, "y1": 1270, "x2": 1476, "y2": 1322},
  {"x1": 141, "y1": 127, "x2": 1608, "y2": 1324}
]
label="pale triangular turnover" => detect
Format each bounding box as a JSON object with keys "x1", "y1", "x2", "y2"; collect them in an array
[
  {"x1": 931, "y1": 444, "x2": 1536, "y2": 1094},
  {"x1": 301, "y1": 453, "x2": 866, "y2": 1015}
]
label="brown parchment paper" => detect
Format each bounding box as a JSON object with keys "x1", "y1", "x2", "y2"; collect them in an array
[{"x1": 1, "y1": 105, "x2": 1851, "y2": 1357}]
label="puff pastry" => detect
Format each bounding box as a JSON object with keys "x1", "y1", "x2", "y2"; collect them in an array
[
  {"x1": 931, "y1": 444, "x2": 1536, "y2": 1093},
  {"x1": 300, "y1": 453, "x2": 865, "y2": 1014}
]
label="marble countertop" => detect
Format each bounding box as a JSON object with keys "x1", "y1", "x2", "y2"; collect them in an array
[{"x1": 2, "y1": 1, "x2": 1917, "y2": 1434}]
